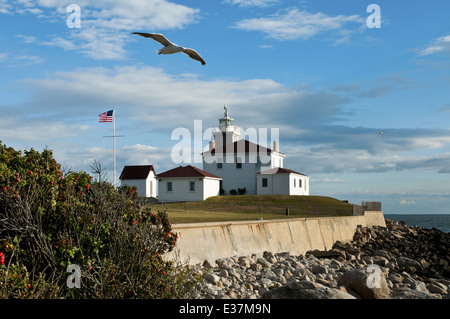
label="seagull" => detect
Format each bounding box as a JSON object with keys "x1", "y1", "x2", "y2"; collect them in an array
[
  {"x1": 132, "y1": 32, "x2": 206, "y2": 65},
  {"x1": 378, "y1": 130, "x2": 385, "y2": 135}
]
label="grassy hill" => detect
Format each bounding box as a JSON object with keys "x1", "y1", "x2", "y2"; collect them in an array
[{"x1": 151, "y1": 195, "x2": 353, "y2": 224}]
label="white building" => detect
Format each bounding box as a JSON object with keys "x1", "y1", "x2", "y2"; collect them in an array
[
  {"x1": 202, "y1": 107, "x2": 309, "y2": 196},
  {"x1": 157, "y1": 165, "x2": 222, "y2": 202},
  {"x1": 256, "y1": 167, "x2": 310, "y2": 196},
  {"x1": 119, "y1": 165, "x2": 157, "y2": 197}
]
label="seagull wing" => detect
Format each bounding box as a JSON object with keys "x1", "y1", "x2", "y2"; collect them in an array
[
  {"x1": 132, "y1": 32, "x2": 174, "y2": 47},
  {"x1": 182, "y1": 48, "x2": 206, "y2": 65}
]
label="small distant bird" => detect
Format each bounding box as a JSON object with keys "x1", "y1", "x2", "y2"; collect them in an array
[
  {"x1": 132, "y1": 32, "x2": 206, "y2": 65},
  {"x1": 378, "y1": 130, "x2": 385, "y2": 135}
]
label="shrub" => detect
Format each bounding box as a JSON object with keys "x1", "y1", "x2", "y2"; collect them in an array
[
  {"x1": 0, "y1": 141, "x2": 199, "y2": 298},
  {"x1": 238, "y1": 187, "x2": 246, "y2": 195},
  {"x1": 219, "y1": 188, "x2": 225, "y2": 196},
  {"x1": 229, "y1": 189, "x2": 237, "y2": 195}
]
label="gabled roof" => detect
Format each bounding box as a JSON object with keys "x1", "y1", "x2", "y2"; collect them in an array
[
  {"x1": 119, "y1": 165, "x2": 156, "y2": 180},
  {"x1": 257, "y1": 167, "x2": 308, "y2": 176},
  {"x1": 203, "y1": 139, "x2": 283, "y2": 155},
  {"x1": 157, "y1": 165, "x2": 222, "y2": 179}
]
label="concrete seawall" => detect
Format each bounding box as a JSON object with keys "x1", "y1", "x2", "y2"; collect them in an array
[{"x1": 171, "y1": 211, "x2": 386, "y2": 265}]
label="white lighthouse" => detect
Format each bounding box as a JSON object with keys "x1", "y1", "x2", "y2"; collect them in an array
[{"x1": 202, "y1": 106, "x2": 309, "y2": 195}]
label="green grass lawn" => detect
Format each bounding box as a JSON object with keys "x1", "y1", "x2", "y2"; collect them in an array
[{"x1": 145, "y1": 195, "x2": 353, "y2": 224}]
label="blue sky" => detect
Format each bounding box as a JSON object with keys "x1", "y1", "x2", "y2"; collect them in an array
[{"x1": 1, "y1": 0, "x2": 450, "y2": 214}]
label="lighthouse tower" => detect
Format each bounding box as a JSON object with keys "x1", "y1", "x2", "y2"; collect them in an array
[{"x1": 212, "y1": 105, "x2": 240, "y2": 148}]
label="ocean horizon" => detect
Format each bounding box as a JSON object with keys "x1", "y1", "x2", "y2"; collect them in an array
[{"x1": 384, "y1": 214, "x2": 450, "y2": 233}]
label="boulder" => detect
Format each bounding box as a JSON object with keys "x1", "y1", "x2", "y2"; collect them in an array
[
  {"x1": 202, "y1": 259, "x2": 214, "y2": 269},
  {"x1": 372, "y1": 256, "x2": 389, "y2": 267},
  {"x1": 397, "y1": 256, "x2": 422, "y2": 273},
  {"x1": 373, "y1": 249, "x2": 391, "y2": 260},
  {"x1": 306, "y1": 249, "x2": 345, "y2": 259},
  {"x1": 342, "y1": 268, "x2": 390, "y2": 299},
  {"x1": 250, "y1": 263, "x2": 263, "y2": 272},
  {"x1": 410, "y1": 280, "x2": 428, "y2": 293},
  {"x1": 427, "y1": 282, "x2": 448, "y2": 295},
  {"x1": 312, "y1": 264, "x2": 328, "y2": 275},
  {"x1": 390, "y1": 290, "x2": 442, "y2": 299},
  {"x1": 204, "y1": 273, "x2": 221, "y2": 285},
  {"x1": 257, "y1": 257, "x2": 272, "y2": 268},
  {"x1": 262, "y1": 280, "x2": 356, "y2": 299}
]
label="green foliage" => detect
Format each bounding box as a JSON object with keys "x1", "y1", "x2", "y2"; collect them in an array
[
  {"x1": 238, "y1": 187, "x2": 246, "y2": 195},
  {"x1": 229, "y1": 189, "x2": 237, "y2": 195},
  {"x1": 0, "y1": 141, "x2": 199, "y2": 298}
]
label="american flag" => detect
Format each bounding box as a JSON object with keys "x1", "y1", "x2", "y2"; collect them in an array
[{"x1": 99, "y1": 110, "x2": 113, "y2": 122}]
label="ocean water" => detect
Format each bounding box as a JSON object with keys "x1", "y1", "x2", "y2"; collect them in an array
[{"x1": 384, "y1": 214, "x2": 450, "y2": 233}]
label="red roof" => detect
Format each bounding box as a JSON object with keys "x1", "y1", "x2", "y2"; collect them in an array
[
  {"x1": 157, "y1": 165, "x2": 222, "y2": 179},
  {"x1": 257, "y1": 167, "x2": 308, "y2": 176},
  {"x1": 119, "y1": 165, "x2": 156, "y2": 180},
  {"x1": 203, "y1": 139, "x2": 276, "y2": 155}
]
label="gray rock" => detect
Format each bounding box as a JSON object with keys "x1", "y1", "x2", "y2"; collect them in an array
[
  {"x1": 373, "y1": 249, "x2": 391, "y2": 260},
  {"x1": 312, "y1": 264, "x2": 328, "y2": 275},
  {"x1": 397, "y1": 256, "x2": 422, "y2": 271},
  {"x1": 219, "y1": 269, "x2": 229, "y2": 277},
  {"x1": 411, "y1": 280, "x2": 429, "y2": 293},
  {"x1": 330, "y1": 259, "x2": 343, "y2": 269},
  {"x1": 202, "y1": 259, "x2": 214, "y2": 269},
  {"x1": 273, "y1": 268, "x2": 284, "y2": 277},
  {"x1": 427, "y1": 282, "x2": 448, "y2": 295},
  {"x1": 342, "y1": 268, "x2": 390, "y2": 299},
  {"x1": 259, "y1": 278, "x2": 272, "y2": 286},
  {"x1": 204, "y1": 273, "x2": 221, "y2": 285},
  {"x1": 250, "y1": 263, "x2": 263, "y2": 272},
  {"x1": 262, "y1": 280, "x2": 356, "y2": 299},
  {"x1": 372, "y1": 256, "x2": 389, "y2": 267},
  {"x1": 257, "y1": 257, "x2": 272, "y2": 268},
  {"x1": 388, "y1": 274, "x2": 404, "y2": 284},
  {"x1": 390, "y1": 290, "x2": 442, "y2": 299}
]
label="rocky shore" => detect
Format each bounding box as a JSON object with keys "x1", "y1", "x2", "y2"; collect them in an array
[{"x1": 189, "y1": 219, "x2": 450, "y2": 299}]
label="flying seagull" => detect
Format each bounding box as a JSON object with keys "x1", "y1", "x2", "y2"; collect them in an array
[
  {"x1": 132, "y1": 32, "x2": 206, "y2": 65},
  {"x1": 378, "y1": 130, "x2": 385, "y2": 135}
]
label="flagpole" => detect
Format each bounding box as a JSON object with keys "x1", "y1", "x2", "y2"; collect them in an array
[{"x1": 113, "y1": 106, "x2": 116, "y2": 187}]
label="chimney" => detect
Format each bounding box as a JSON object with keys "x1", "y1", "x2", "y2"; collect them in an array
[
  {"x1": 209, "y1": 140, "x2": 215, "y2": 151},
  {"x1": 273, "y1": 140, "x2": 278, "y2": 152}
]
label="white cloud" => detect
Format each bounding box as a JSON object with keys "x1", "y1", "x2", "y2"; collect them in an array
[
  {"x1": 0, "y1": 52, "x2": 44, "y2": 66},
  {"x1": 0, "y1": 0, "x2": 12, "y2": 14},
  {"x1": 224, "y1": 0, "x2": 279, "y2": 7},
  {"x1": 418, "y1": 35, "x2": 450, "y2": 56},
  {"x1": 0, "y1": 116, "x2": 90, "y2": 142},
  {"x1": 3, "y1": 65, "x2": 450, "y2": 176},
  {"x1": 233, "y1": 7, "x2": 364, "y2": 42},
  {"x1": 6, "y1": 0, "x2": 201, "y2": 60},
  {"x1": 399, "y1": 199, "x2": 416, "y2": 205}
]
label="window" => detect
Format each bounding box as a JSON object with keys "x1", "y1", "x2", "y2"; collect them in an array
[
  {"x1": 189, "y1": 181, "x2": 195, "y2": 192},
  {"x1": 236, "y1": 156, "x2": 243, "y2": 169},
  {"x1": 167, "y1": 181, "x2": 172, "y2": 192},
  {"x1": 262, "y1": 178, "x2": 268, "y2": 187},
  {"x1": 299, "y1": 179, "x2": 302, "y2": 188},
  {"x1": 294, "y1": 179, "x2": 296, "y2": 187},
  {"x1": 217, "y1": 163, "x2": 223, "y2": 169}
]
